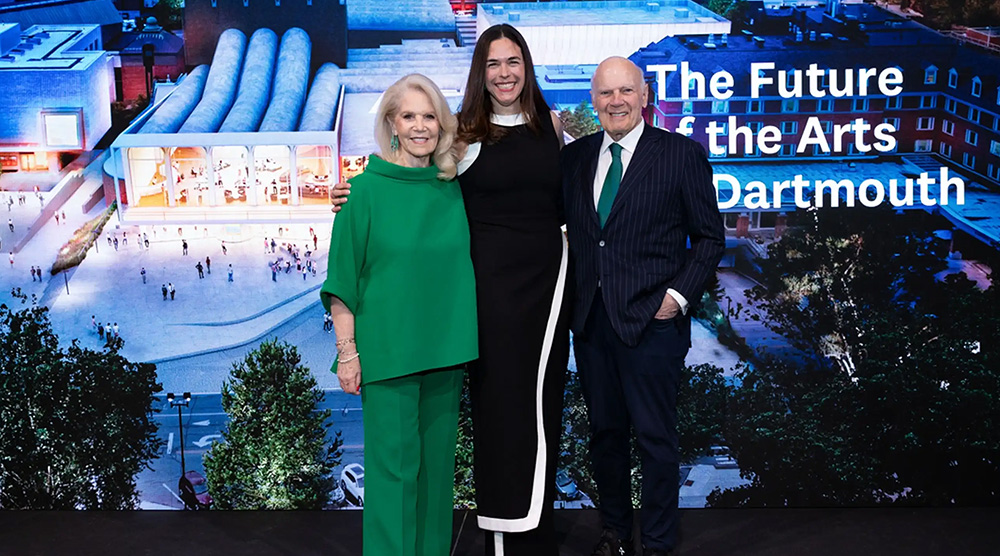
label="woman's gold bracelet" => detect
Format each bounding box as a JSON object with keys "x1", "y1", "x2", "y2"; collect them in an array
[{"x1": 335, "y1": 337, "x2": 356, "y2": 349}]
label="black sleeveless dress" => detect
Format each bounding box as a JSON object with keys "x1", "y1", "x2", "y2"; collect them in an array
[{"x1": 460, "y1": 114, "x2": 571, "y2": 554}]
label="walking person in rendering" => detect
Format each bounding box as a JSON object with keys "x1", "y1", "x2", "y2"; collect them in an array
[{"x1": 322, "y1": 74, "x2": 477, "y2": 556}]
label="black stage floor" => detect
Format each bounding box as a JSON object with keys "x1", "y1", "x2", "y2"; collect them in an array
[{"x1": 1, "y1": 508, "x2": 998, "y2": 555}]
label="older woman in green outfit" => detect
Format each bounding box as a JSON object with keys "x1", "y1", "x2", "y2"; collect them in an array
[{"x1": 321, "y1": 74, "x2": 478, "y2": 556}]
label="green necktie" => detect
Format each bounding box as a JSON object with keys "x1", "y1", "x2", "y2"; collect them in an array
[{"x1": 598, "y1": 142, "x2": 623, "y2": 228}]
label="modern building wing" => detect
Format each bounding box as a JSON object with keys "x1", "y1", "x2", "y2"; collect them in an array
[
  {"x1": 478, "y1": 0, "x2": 731, "y2": 65},
  {"x1": 346, "y1": 0, "x2": 458, "y2": 49},
  {"x1": 347, "y1": 0, "x2": 455, "y2": 31},
  {"x1": 0, "y1": 0, "x2": 122, "y2": 44},
  {"x1": 0, "y1": 22, "x2": 111, "y2": 172},
  {"x1": 111, "y1": 27, "x2": 342, "y2": 225}
]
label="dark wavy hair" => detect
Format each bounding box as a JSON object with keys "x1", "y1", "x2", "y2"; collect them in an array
[{"x1": 457, "y1": 24, "x2": 550, "y2": 145}]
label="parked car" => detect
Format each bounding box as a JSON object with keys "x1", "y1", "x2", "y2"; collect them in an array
[
  {"x1": 555, "y1": 469, "x2": 580, "y2": 501},
  {"x1": 328, "y1": 481, "x2": 347, "y2": 509},
  {"x1": 178, "y1": 470, "x2": 213, "y2": 510},
  {"x1": 708, "y1": 445, "x2": 739, "y2": 469},
  {"x1": 341, "y1": 463, "x2": 365, "y2": 507},
  {"x1": 707, "y1": 445, "x2": 730, "y2": 457}
]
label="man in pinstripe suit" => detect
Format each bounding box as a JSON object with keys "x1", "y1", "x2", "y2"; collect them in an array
[{"x1": 561, "y1": 57, "x2": 726, "y2": 556}]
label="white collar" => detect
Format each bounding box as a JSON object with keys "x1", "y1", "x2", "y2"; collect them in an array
[
  {"x1": 600, "y1": 120, "x2": 645, "y2": 155},
  {"x1": 491, "y1": 113, "x2": 526, "y2": 127}
]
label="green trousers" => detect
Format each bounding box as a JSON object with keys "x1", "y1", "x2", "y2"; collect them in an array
[{"x1": 361, "y1": 366, "x2": 463, "y2": 556}]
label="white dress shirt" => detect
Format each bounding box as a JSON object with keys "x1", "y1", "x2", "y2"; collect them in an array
[{"x1": 592, "y1": 121, "x2": 689, "y2": 315}]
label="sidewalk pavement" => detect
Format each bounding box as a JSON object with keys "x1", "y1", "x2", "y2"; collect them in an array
[
  {"x1": 44, "y1": 220, "x2": 331, "y2": 365},
  {"x1": 0, "y1": 188, "x2": 53, "y2": 258},
  {"x1": 0, "y1": 152, "x2": 101, "y2": 256},
  {"x1": 0, "y1": 156, "x2": 335, "y2": 375},
  {"x1": 0, "y1": 155, "x2": 108, "y2": 306},
  {"x1": 0, "y1": 169, "x2": 63, "y2": 192}
]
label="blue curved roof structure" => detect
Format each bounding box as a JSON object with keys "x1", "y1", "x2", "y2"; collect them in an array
[
  {"x1": 258, "y1": 28, "x2": 311, "y2": 133},
  {"x1": 138, "y1": 65, "x2": 210, "y2": 134},
  {"x1": 298, "y1": 63, "x2": 341, "y2": 132},
  {"x1": 179, "y1": 28, "x2": 247, "y2": 133},
  {"x1": 219, "y1": 28, "x2": 278, "y2": 133}
]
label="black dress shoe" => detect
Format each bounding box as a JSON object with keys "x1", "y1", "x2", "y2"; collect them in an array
[
  {"x1": 642, "y1": 547, "x2": 675, "y2": 556},
  {"x1": 591, "y1": 528, "x2": 636, "y2": 556}
]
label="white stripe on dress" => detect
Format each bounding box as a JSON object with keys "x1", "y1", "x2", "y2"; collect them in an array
[{"x1": 477, "y1": 232, "x2": 568, "y2": 533}]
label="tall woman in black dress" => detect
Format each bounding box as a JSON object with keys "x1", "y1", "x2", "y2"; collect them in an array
[{"x1": 456, "y1": 24, "x2": 570, "y2": 556}]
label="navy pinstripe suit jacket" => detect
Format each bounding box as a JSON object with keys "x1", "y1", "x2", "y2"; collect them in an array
[{"x1": 562, "y1": 124, "x2": 726, "y2": 347}]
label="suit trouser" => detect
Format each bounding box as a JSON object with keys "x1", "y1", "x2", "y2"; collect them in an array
[
  {"x1": 362, "y1": 366, "x2": 464, "y2": 556},
  {"x1": 574, "y1": 294, "x2": 689, "y2": 551}
]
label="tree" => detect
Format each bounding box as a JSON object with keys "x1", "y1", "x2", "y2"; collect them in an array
[
  {"x1": 111, "y1": 94, "x2": 149, "y2": 127},
  {"x1": 913, "y1": 0, "x2": 1000, "y2": 28},
  {"x1": 710, "y1": 208, "x2": 1000, "y2": 507},
  {"x1": 559, "y1": 366, "x2": 597, "y2": 503},
  {"x1": 0, "y1": 291, "x2": 162, "y2": 509},
  {"x1": 149, "y1": 0, "x2": 184, "y2": 29},
  {"x1": 707, "y1": 0, "x2": 752, "y2": 30},
  {"x1": 559, "y1": 102, "x2": 601, "y2": 140},
  {"x1": 203, "y1": 340, "x2": 342, "y2": 509},
  {"x1": 678, "y1": 363, "x2": 731, "y2": 462}
]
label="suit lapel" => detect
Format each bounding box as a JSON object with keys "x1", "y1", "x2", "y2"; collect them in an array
[{"x1": 607, "y1": 126, "x2": 659, "y2": 226}]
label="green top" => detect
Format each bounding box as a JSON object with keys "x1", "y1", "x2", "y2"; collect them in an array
[{"x1": 321, "y1": 155, "x2": 478, "y2": 384}]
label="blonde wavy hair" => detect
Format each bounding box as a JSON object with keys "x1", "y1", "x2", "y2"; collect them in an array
[{"x1": 375, "y1": 74, "x2": 458, "y2": 180}]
